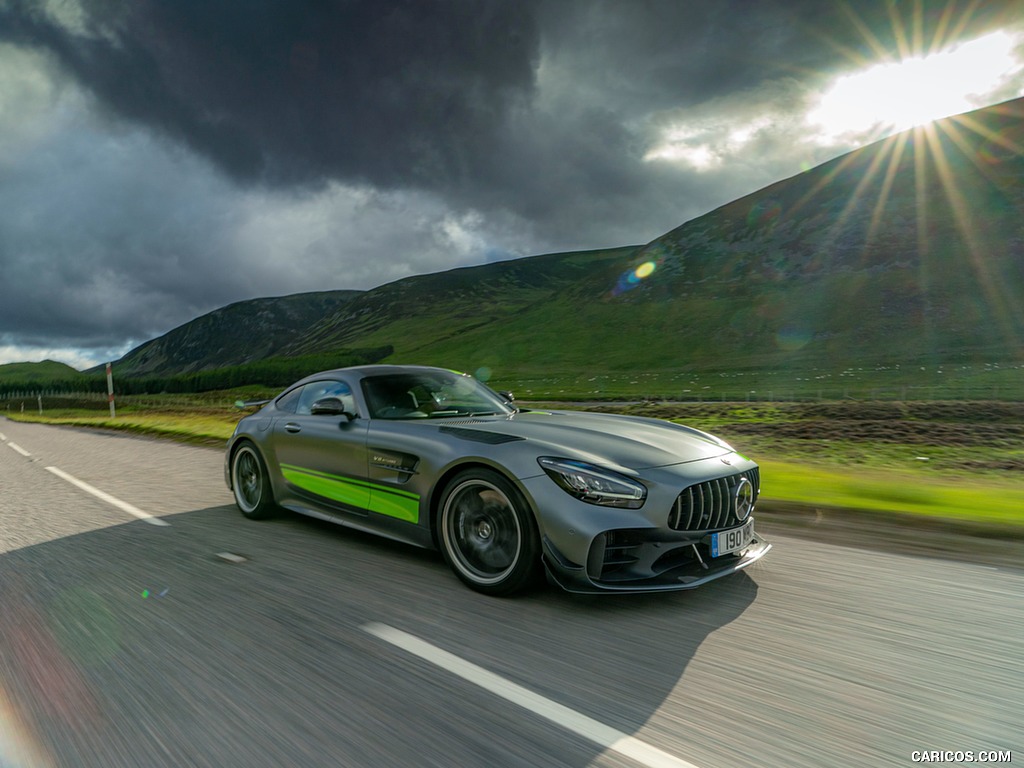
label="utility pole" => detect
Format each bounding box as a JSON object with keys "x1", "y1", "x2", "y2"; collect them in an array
[{"x1": 106, "y1": 362, "x2": 116, "y2": 418}]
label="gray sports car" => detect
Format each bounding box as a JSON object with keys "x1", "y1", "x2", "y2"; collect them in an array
[{"x1": 225, "y1": 365, "x2": 770, "y2": 595}]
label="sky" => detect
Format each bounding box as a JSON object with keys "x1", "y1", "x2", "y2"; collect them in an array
[{"x1": 1, "y1": 0, "x2": 1023, "y2": 369}]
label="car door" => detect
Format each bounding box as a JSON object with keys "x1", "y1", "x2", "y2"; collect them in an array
[{"x1": 272, "y1": 379, "x2": 371, "y2": 515}]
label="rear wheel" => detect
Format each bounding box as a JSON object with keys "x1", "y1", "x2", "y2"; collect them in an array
[
  {"x1": 437, "y1": 469, "x2": 541, "y2": 596},
  {"x1": 231, "y1": 442, "x2": 276, "y2": 520}
]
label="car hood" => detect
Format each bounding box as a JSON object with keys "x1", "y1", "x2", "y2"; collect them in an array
[{"x1": 443, "y1": 409, "x2": 733, "y2": 471}]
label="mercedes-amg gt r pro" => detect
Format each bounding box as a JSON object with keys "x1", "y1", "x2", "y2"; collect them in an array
[{"x1": 225, "y1": 365, "x2": 770, "y2": 595}]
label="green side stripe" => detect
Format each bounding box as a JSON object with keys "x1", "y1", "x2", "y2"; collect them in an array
[
  {"x1": 282, "y1": 467, "x2": 370, "y2": 509},
  {"x1": 280, "y1": 464, "x2": 420, "y2": 523},
  {"x1": 366, "y1": 492, "x2": 419, "y2": 523},
  {"x1": 280, "y1": 464, "x2": 419, "y2": 500}
]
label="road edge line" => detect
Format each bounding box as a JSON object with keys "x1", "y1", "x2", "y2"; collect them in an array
[{"x1": 45, "y1": 466, "x2": 170, "y2": 527}]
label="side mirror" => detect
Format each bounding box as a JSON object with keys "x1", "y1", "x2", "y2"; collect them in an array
[
  {"x1": 498, "y1": 390, "x2": 515, "y2": 403},
  {"x1": 311, "y1": 397, "x2": 356, "y2": 420}
]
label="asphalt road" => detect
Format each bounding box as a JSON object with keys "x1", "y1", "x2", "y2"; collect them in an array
[{"x1": 1, "y1": 418, "x2": 1021, "y2": 768}]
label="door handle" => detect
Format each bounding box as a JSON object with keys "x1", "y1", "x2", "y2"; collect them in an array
[{"x1": 284, "y1": 423, "x2": 301, "y2": 433}]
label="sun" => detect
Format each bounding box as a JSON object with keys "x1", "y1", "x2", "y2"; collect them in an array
[
  {"x1": 788, "y1": 13, "x2": 1024, "y2": 357},
  {"x1": 809, "y1": 30, "x2": 1024, "y2": 144}
]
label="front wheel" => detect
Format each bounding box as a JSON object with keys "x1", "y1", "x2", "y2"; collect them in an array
[
  {"x1": 437, "y1": 469, "x2": 541, "y2": 596},
  {"x1": 231, "y1": 442, "x2": 276, "y2": 520}
]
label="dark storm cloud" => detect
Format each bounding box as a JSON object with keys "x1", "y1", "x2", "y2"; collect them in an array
[
  {"x1": 0, "y1": 0, "x2": 542, "y2": 189},
  {"x1": 2, "y1": 0, "x2": 1019, "y2": 228},
  {"x1": 0, "y1": 123, "x2": 245, "y2": 348}
]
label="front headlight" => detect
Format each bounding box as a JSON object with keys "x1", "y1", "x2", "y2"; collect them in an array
[{"x1": 538, "y1": 457, "x2": 646, "y2": 509}]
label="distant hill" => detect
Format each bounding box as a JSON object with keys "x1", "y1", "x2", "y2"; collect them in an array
[
  {"x1": 281, "y1": 246, "x2": 641, "y2": 364},
  {"x1": 0, "y1": 360, "x2": 84, "y2": 384},
  {"x1": 108, "y1": 290, "x2": 361, "y2": 376},
  {"x1": 105, "y1": 97, "x2": 1024, "y2": 381}
]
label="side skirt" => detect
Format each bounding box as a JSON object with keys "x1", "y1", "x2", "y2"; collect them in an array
[{"x1": 281, "y1": 502, "x2": 435, "y2": 551}]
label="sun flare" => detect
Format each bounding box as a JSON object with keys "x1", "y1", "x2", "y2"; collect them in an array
[{"x1": 809, "y1": 30, "x2": 1024, "y2": 143}]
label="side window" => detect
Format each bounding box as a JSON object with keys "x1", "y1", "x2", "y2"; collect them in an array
[
  {"x1": 296, "y1": 380, "x2": 354, "y2": 416},
  {"x1": 275, "y1": 386, "x2": 303, "y2": 414},
  {"x1": 362, "y1": 378, "x2": 419, "y2": 418}
]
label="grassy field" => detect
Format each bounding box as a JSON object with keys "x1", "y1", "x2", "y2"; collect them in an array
[
  {"x1": 4, "y1": 391, "x2": 1023, "y2": 532},
  {"x1": 482, "y1": 363, "x2": 1024, "y2": 402}
]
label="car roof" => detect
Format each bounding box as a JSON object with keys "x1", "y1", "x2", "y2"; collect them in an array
[{"x1": 289, "y1": 364, "x2": 466, "y2": 387}]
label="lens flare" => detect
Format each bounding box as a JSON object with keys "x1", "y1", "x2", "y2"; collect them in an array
[
  {"x1": 775, "y1": 326, "x2": 813, "y2": 351},
  {"x1": 0, "y1": 684, "x2": 55, "y2": 768},
  {"x1": 635, "y1": 261, "x2": 656, "y2": 279},
  {"x1": 0, "y1": 579, "x2": 98, "y2": 766},
  {"x1": 978, "y1": 131, "x2": 1020, "y2": 165},
  {"x1": 746, "y1": 200, "x2": 782, "y2": 229},
  {"x1": 474, "y1": 366, "x2": 492, "y2": 382},
  {"x1": 612, "y1": 256, "x2": 661, "y2": 296}
]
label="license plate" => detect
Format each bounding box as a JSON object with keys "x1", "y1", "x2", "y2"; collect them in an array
[{"x1": 711, "y1": 519, "x2": 754, "y2": 557}]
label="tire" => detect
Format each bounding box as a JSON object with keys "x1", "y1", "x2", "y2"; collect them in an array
[
  {"x1": 437, "y1": 469, "x2": 541, "y2": 596},
  {"x1": 231, "y1": 442, "x2": 276, "y2": 520}
]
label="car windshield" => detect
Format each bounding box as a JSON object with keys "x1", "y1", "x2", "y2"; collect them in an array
[{"x1": 361, "y1": 371, "x2": 513, "y2": 420}]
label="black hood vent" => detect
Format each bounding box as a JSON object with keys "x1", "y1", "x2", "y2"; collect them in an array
[{"x1": 439, "y1": 426, "x2": 524, "y2": 445}]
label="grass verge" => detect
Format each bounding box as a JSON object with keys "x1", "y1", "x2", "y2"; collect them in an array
[
  {"x1": 757, "y1": 459, "x2": 1024, "y2": 530},
  {"x1": 6, "y1": 410, "x2": 237, "y2": 445}
]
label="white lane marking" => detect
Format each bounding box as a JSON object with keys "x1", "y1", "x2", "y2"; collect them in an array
[
  {"x1": 0, "y1": 431, "x2": 7, "y2": 440},
  {"x1": 45, "y1": 466, "x2": 170, "y2": 527},
  {"x1": 7, "y1": 442, "x2": 31, "y2": 457},
  {"x1": 363, "y1": 623, "x2": 701, "y2": 768}
]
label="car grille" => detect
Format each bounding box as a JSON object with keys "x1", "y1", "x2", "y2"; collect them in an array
[{"x1": 667, "y1": 468, "x2": 760, "y2": 532}]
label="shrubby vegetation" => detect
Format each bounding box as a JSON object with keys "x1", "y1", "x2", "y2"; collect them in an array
[{"x1": 0, "y1": 347, "x2": 392, "y2": 398}]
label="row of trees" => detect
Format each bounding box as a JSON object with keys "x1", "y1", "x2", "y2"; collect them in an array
[{"x1": 0, "y1": 347, "x2": 393, "y2": 399}]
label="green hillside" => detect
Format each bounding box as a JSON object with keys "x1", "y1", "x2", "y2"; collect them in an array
[
  {"x1": 0, "y1": 360, "x2": 84, "y2": 384},
  {"x1": 287, "y1": 98, "x2": 1024, "y2": 383}
]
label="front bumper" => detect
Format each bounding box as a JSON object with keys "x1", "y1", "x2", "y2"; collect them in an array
[
  {"x1": 541, "y1": 524, "x2": 771, "y2": 593},
  {"x1": 520, "y1": 455, "x2": 770, "y2": 593}
]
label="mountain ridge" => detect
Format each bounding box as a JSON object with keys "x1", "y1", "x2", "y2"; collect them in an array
[{"x1": 106, "y1": 289, "x2": 362, "y2": 376}]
